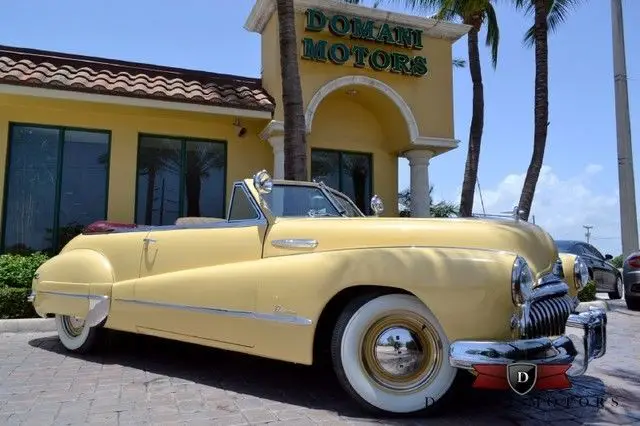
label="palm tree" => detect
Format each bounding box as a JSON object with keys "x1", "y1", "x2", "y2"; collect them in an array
[
  {"x1": 514, "y1": 0, "x2": 583, "y2": 221},
  {"x1": 276, "y1": 0, "x2": 308, "y2": 181},
  {"x1": 395, "y1": 1, "x2": 499, "y2": 218},
  {"x1": 398, "y1": 186, "x2": 459, "y2": 217}
]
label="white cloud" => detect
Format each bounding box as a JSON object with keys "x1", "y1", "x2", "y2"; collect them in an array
[{"x1": 466, "y1": 165, "x2": 623, "y2": 255}]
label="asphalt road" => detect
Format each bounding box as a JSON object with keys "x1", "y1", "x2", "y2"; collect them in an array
[{"x1": 0, "y1": 299, "x2": 639, "y2": 425}]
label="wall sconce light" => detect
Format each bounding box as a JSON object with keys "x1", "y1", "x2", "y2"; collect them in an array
[{"x1": 233, "y1": 118, "x2": 247, "y2": 138}]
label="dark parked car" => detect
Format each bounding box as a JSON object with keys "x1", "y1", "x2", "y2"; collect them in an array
[
  {"x1": 622, "y1": 252, "x2": 640, "y2": 310},
  {"x1": 555, "y1": 240, "x2": 624, "y2": 299}
]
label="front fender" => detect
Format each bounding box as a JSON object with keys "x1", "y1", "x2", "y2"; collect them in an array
[
  {"x1": 32, "y1": 249, "x2": 114, "y2": 323},
  {"x1": 255, "y1": 246, "x2": 517, "y2": 363}
]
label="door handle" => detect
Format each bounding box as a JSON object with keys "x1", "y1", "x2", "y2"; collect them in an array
[
  {"x1": 143, "y1": 238, "x2": 157, "y2": 245},
  {"x1": 271, "y1": 239, "x2": 318, "y2": 249}
]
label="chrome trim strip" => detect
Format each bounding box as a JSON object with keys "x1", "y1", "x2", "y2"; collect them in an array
[
  {"x1": 115, "y1": 298, "x2": 313, "y2": 326},
  {"x1": 39, "y1": 290, "x2": 105, "y2": 300},
  {"x1": 27, "y1": 292, "x2": 35, "y2": 303},
  {"x1": 271, "y1": 239, "x2": 318, "y2": 249}
]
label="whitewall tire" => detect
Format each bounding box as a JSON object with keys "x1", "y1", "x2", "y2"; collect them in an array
[
  {"x1": 331, "y1": 293, "x2": 457, "y2": 416},
  {"x1": 55, "y1": 314, "x2": 101, "y2": 353}
]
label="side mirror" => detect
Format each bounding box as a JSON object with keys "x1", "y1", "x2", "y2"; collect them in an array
[
  {"x1": 605, "y1": 254, "x2": 613, "y2": 260},
  {"x1": 253, "y1": 170, "x2": 273, "y2": 194},
  {"x1": 370, "y1": 195, "x2": 384, "y2": 216}
]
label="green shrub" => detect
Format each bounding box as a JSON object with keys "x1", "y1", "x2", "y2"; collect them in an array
[
  {"x1": 611, "y1": 254, "x2": 623, "y2": 269},
  {"x1": 0, "y1": 287, "x2": 37, "y2": 319},
  {"x1": 0, "y1": 252, "x2": 49, "y2": 288},
  {"x1": 578, "y1": 280, "x2": 597, "y2": 302}
]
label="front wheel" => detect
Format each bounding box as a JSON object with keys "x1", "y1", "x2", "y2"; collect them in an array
[
  {"x1": 55, "y1": 314, "x2": 102, "y2": 353},
  {"x1": 626, "y1": 296, "x2": 640, "y2": 311},
  {"x1": 331, "y1": 293, "x2": 457, "y2": 416},
  {"x1": 608, "y1": 276, "x2": 624, "y2": 300}
]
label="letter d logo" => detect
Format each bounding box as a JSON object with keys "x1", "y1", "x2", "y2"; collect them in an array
[{"x1": 507, "y1": 363, "x2": 537, "y2": 395}]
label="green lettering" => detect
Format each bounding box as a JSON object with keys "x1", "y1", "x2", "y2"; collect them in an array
[
  {"x1": 351, "y1": 18, "x2": 375, "y2": 41},
  {"x1": 410, "y1": 56, "x2": 428, "y2": 76},
  {"x1": 328, "y1": 43, "x2": 350, "y2": 65},
  {"x1": 368, "y1": 49, "x2": 390, "y2": 71},
  {"x1": 301, "y1": 38, "x2": 328, "y2": 61},
  {"x1": 351, "y1": 45, "x2": 370, "y2": 68},
  {"x1": 391, "y1": 52, "x2": 412, "y2": 74},
  {"x1": 412, "y1": 29, "x2": 424, "y2": 49},
  {"x1": 395, "y1": 26, "x2": 414, "y2": 48},
  {"x1": 376, "y1": 23, "x2": 395, "y2": 45},
  {"x1": 328, "y1": 14, "x2": 350, "y2": 37},
  {"x1": 305, "y1": 8, "x2": 326, "y2": 32}
]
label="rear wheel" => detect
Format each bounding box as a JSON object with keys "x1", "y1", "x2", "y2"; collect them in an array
[
  {"x1": 55, "y1": 314, "x2": 102, "y2": 353},
  {"x1": 608, "y1": 276, "x2": 624, "y2": 300},
  {"x1": 330, "y1": 293, "x2": 456, "y2": 416},
  {"x1": 625, "y1": 296, "x2": 640, "y2": 311}
]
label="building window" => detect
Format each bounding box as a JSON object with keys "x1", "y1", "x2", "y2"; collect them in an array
[
  {"x1": 135, "y1": 135, "x2": 226, "y2": 226},
  {"x1": 311, "y1": 149, "x2": 373, "y2": 215},
  {"x1": 2, "y1": 124, "x2": 111, "y2": 254}
]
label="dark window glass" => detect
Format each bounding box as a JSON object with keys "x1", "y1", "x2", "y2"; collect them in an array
[
  {"x1": 311, "y1": 149, "x2": 372, "y2": 214},
  {"x1": 555, "y1": 240, "x2": 578, "y2": 254},
  {"x1": 135, "y1": 135, "x2": 226, "y2": 225},
  {"x1": 228, "y1": 186, "x2": 258, "y2": 221},
  {"x1": 2, "y1": 125, "x2": 110, "y2": 254}
]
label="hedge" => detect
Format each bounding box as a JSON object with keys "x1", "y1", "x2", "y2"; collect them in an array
[
  {"x1": 0, "y1": 287, "x2": 36, "y2": 319},
  {"x1": 0, "y1": 252, "x2": 49, "y2": 319},
  {"x1": 578, "y1": 280, "x2": 597, "y2": 302}
]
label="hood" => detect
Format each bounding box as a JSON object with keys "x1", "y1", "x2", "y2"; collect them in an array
[{"x1": 270, "y1": 216, "x2": 559, "y2": 279}]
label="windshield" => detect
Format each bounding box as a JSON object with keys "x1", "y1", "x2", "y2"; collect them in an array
[
  {"x1": 262, "y1": 184, "x2": 342, "y2": 217},
  {"x1": 555, "y1": 240, "x2": 578, "y2": 254}
]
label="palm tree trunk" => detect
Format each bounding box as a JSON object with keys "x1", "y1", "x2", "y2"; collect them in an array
[
  {"x1": 276, "y1": 0, "x2": 308, "y2": 181},
  {"x1": 458, "y1": 25, "x2": 484, "y2": 217},
  {"x1": 518, "y1": 0, "x2": 549, "y2": 221}
]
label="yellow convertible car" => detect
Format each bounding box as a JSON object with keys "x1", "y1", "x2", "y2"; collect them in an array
[{"x1": 29, "y1": 170, "x2": 606, "y2": 416}]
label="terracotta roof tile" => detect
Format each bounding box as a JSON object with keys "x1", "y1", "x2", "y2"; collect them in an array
[{"x1": 0, "y1": 45, "x2": 275, "y2": 113}]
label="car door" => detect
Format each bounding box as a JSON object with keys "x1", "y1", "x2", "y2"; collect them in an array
[
  {"x1": 132, "y1": 183, "x2": 267, "y2": 347},
  {"x1": 579, "y1": 243, "x2": 608, "y2": 291},
  {"x1": 587, "y1": 244, "x2": 617, "y2": 290}
]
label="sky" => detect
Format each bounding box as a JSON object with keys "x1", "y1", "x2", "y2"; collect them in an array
[{"x1": 1, "y1": 0, "x2": 638, "y2": 256}]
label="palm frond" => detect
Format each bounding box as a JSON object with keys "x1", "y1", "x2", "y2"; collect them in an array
[
  {"x1": 520, "y1": 0, "x2": 585, "y2": 47},
  {"x1": 453, "y1": 58, "x2": 467, "y2": 68},
  {"x1": 484, "y1": 2, "x2": 500, "y2": 68}
]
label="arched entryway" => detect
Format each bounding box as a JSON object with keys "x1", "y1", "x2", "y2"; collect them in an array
[{"x1": 260, "y1": 75, "x2": 447, "y2": 217}]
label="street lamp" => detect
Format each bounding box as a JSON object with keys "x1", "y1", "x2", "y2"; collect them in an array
[{"x1": 611, "y1": 0, "x2": 639, "y2": 257}]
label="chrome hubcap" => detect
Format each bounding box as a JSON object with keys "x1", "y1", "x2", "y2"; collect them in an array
[
  {"x1": 61, "y1": 315, "x2": 85, "y2": 337},
  {"x1": 360, "y1": 313, "x2": 442, "y2": 393}
]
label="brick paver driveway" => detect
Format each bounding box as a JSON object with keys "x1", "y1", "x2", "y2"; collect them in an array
[{"x1": 1, "y1": 299, "x2": 639, "y2": 425}]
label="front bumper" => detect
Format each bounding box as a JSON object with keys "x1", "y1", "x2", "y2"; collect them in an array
[{"x1": 449, "y1": 307, "x2": 607, "y2": 377}]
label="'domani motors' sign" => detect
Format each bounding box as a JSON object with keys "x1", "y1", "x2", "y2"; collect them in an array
[{"x1": 301, "y1": 8, "x2": 428, "y2": 77}]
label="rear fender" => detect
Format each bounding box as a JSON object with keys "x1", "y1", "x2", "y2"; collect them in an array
[{"x1": 32, "y1": 249, "x2": 115, "y2": 325}]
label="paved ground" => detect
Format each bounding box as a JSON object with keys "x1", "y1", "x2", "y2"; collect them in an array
[{"x1": 0, "y1": 299, "x2": 639, "y2": 425}]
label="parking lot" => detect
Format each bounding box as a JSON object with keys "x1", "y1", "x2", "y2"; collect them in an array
[{"x1": 0, "y1": 299, "x2": 639, "y2": 425}]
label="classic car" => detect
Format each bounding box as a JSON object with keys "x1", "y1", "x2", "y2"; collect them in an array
[
  {"x1": 622, "y1": 252, "x2": 640, "y2": 311},
  {"x1": 29, "y1": 170, "x2": 607, "y2": 416},
  {"x1": 555, "y1": 239, "x2": 624, "y2": 299}
]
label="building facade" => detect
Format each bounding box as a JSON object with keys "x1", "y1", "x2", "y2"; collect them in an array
[{"x1": 0, "y1": 0, "x2": 468, "y2": 254}]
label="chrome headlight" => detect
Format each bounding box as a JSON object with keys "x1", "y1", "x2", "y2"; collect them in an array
[
  {"x1": 512, "y1": 256, "x2": 535, "y2": 305},
  {"x1": 573, "y1": 256, "x2": 590, "y2": 290},
  {"x1": 552, "y1": 258, "x2": 565, "y2": 279}
]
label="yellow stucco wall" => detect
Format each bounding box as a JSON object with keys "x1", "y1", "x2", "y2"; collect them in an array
[
  {"x1": 0, "y1": 94, "x2": 272, "y2": 226},
  {"x1": 260, "y1": 7, "x2": 455, "y2": 141}
]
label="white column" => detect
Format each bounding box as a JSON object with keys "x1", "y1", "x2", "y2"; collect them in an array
[
  {"x1": 405, "y1": 150, "x2": 433, "y2": 218},
  {"x1": 268, "y1": 135, "x2": 285, "y2": 179}
]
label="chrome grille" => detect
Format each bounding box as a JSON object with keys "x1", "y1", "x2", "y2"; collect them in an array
[{"x1": 524, "y1": 295, "x2": 574, "y2": 338}]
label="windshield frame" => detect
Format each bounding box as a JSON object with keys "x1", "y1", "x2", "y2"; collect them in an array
[{"x1": 324, "y1": 187, "x2": 366, "y2": 217}]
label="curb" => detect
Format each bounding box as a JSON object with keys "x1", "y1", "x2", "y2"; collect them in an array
[
  {"x1": 575, "y1": 300, "x2": 609, "y2": 312},
  {"x1": 0, "y1": 318, "x2": 55, "y2": 333}
]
